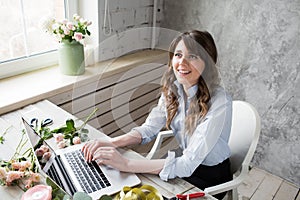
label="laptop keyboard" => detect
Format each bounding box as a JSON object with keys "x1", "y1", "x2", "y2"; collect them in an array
[
  {"x1": 47, "y1": 155, "x2": 77, "y2": 195},
  {"x1": 64, "y1": 150, "x2": 111, "y2": 193},
  {"x1": 48, "y1": 163, "x2": 65, "y2": 189}
]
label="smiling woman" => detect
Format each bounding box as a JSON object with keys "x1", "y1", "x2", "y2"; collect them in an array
[{"x1": 0, "y1": 0, "x2": 76, "y2": 79}]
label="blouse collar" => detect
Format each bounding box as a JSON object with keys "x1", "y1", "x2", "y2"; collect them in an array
[{"x1": 174, "y1": 80, "x2": 198, "y2": 99}]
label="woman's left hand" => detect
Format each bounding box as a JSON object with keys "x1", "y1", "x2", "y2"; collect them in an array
[{"x1": 93, "y1": 146, "x2": 129, "y2": 171}]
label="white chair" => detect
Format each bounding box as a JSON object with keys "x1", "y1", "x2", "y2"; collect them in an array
[{"x1": 146, "y1": 101, "x2": 261, "y2": 200}]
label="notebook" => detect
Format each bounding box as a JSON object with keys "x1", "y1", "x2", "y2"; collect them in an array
[{"x1": 22, "y1": 117, "x2": 141, "y2": 200}]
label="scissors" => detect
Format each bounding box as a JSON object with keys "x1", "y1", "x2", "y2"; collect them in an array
[{"x1": 30, "y1": 118, "x2": 53, "y2": 128}]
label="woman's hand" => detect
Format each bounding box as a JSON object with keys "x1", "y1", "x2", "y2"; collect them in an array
[
  {"x1": 81, "y1": 139, "x2": 113, "y2": 162},
  {"x1": 93, "y1": 146, "x2": 129, "y2": 172}
]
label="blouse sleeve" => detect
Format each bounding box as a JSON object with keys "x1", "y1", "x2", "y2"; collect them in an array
[
  {"x1": 132, "y1": 94, "x2": 167, "y2": 144},
  {"x1": 159, "y1": 91, "x2": 232, "y2": 180}
]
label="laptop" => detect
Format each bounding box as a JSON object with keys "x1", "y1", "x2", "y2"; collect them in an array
[{"x1": 22, "y1": 117, "x2": 141, "y2": 199}]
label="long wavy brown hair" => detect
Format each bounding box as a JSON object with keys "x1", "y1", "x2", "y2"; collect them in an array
[{"x1": 161, "y1": 30, "x2": 220, "y2": 134}]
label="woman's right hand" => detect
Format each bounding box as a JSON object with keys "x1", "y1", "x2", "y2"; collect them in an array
[{"x1": 81, "y1": 138, "x2": 114, "y2": 162}]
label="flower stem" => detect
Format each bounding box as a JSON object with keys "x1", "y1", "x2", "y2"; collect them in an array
[
  {"x1": 11, "y1": 130, "x2": 27, "y2": 160},
  {"x1": 78, "y1": 108, "x2": 99, "y2": 130},
  {"x1": 0, "y1": 126, "x2": 11, "y2": 144}
]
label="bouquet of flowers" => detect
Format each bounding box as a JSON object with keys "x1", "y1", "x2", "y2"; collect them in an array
[
  {"x1": 0, "y1": 160, "x2": 40, "y2": 189},
  {"x1": 0, "y1": 131, "x2": 40, "y2": 189},
  {"x1": 42, "y1": 14, "x2": 92, "y2": 43}
]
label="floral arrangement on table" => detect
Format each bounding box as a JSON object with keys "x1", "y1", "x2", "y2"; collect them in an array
[
  {"x1": 0, "y1": 130, "x2": 40, "y2": 189},
  {"x1": 0, "y1": 108, "x2": 98, "y2": 199},
  {"x1": 42, "y1": 14, "x2": 92, "y2": 43}
]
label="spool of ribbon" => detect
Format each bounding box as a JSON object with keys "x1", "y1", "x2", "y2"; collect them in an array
[
  {"x1": 100, "y1": 185, "x2": 163, "y2": 200},
  {"x1": 21, "y1": 185, "x2": 52, "y2": 200}
]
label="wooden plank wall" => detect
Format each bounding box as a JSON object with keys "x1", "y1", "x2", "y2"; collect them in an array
[{"x1": 48, "y1": 63, "x2": 167, "y2": 139}]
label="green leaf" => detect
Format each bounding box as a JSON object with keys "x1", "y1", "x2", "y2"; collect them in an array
[
  {"x1": 80, "y1": 128, "x2": 89, "y2": 134},
  {"x1": 79, "y1": 132, "x2": 89, "y2": 143},
  {"x1": 73, "y1": 192, "x2": 93, "y2": 200},
  {"x1": 55, "y1": 190, "x2": 67, "y2": 200},
  {"x1": 63, "y1": 194, "x2": 72, "y2": 200},
  {"x1": 0, "y1": 136, "x2": 4, "y2": 144},
  {"x1": 99, "y1": 195, "x2": 113, "y2": 200},
  {"x1": 47, "y1": 177, "x2": 70, "y2": 200},
  {"x1": 87, "y1": 29, "x2": 91, "y2": 36},
  {"x1": 51, "y1": 127, "x2": 68, "y2": 133},
  {"x1": 66, "y1": 119, "x2": 76, "y2": 131},
  {"x1": 41, "y1": 128, "x2": 53, "y2": 140},
  {"x1": 46, "y1": 177, "x2": 59, "y2": 190},
  {"x1": 64, "y1": 134, "x2": 72, "y2": 139}
]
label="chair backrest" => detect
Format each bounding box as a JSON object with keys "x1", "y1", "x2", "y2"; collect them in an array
[{"x1": 228, "y1": 101, "x2": 261, "y2": 174}]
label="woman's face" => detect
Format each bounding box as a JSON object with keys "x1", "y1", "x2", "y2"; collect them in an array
[{"x1": 172, "y1": 40, "x2": 205, "y2": 91}]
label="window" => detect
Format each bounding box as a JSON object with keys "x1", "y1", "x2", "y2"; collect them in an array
[{"x1": 0, "y1": 0, "x2": 78, "y2": 79}]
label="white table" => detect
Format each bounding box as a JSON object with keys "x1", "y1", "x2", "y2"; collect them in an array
[{"x1": 0, "y1": 100, "x2": 216, "y2": 200}]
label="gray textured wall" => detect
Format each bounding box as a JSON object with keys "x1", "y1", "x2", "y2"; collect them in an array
[{"x1": 160, "y1": 0, "x2": 300, "y2": 186}]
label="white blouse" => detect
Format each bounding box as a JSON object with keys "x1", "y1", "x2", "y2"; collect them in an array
[{"x1": 132, "y1": 81, "x2": 232, "y2": 181}]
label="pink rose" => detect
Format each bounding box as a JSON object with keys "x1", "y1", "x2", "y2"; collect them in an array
[
  {"x1": 74, "y1": 32, "x2": 83, "y2": 41},
  {"x1": 35, "y1": 148, "x2": 45, "y2": 157},
  {"x1": 40, "y1": 145, "x2": 49, "y2": 153},
  {"x1": 12, "y1": 162, "x2": 21, "y2": 170},
  {"x1": 0, "y1": 167, "x2": 7, "y2": 179},
  {"x1": 12, "y1": 161, "x2": 31, "y2": 171},
  {"x1": 57, "y1": 141, "x2": 66, "y2": 149},
  {"x1": 29, "y1": 172, "x2": 41, "y2": 183},
  {"x1": 73, "y1": 136, "x2": 81, "y2": 145},
  {"x1": 25, "y1": 172, "x2": 41, "y2": 188},
  {"x1": 25, "y1": 179, "x2": 33, "y2": 189},
  {"x1": 61, "y1": 19, "x2": 68, "y2": 24},
  {"x1": 43, "y1": 152, "x2": 51, "y2": 160},
  {"x1": 64, "y1": 28, "x2": 70, "y2": 35},
  {"x1": 41, "y1": 152, "x2": 52, "y2": 163},
  {"x1": 19, "y1": 161, "x2": 31, "y2": 171},
  {"x1": 6, "y1": 171, "x2": 24, "y2": 183},
  {"x1": 73, "y1": 14, "x2": 81, "y2": 21},
  {"x1": 66, "y1": 22, "x2": 75, "y2": 31},
  {"x1": 54, "y1": 133, "x2": 64, "y2": 143}
]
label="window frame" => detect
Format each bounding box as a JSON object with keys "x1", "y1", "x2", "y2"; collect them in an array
[{"x1": 0, "y1": 0, "x2": 79, "y2": 79}]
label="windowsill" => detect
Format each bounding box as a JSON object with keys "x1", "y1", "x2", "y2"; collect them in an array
[{"x1": 0, "y1": 49, "x2": 167, "y2": 115}]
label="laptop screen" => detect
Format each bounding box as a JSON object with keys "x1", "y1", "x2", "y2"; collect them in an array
[
  {"x1": 22, "y1": 118, "x2": 46, "y2": 169},
  {"x1": 22, "y1": 117, "x2": 73, "y2": 194},
  {"x1": 22, "y1": 117, "x2": 57, "y2": 158},
  {"x1": 23, "y1": 118, "x2": 41, "y2": 149}
]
